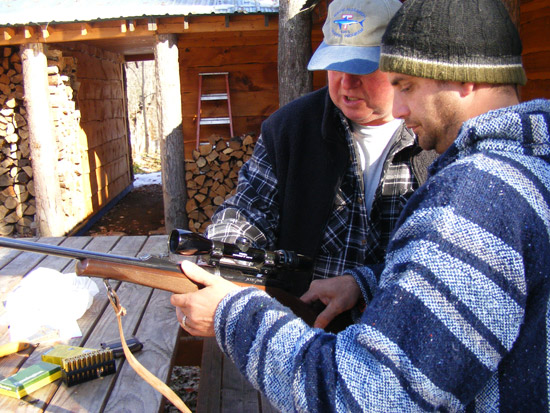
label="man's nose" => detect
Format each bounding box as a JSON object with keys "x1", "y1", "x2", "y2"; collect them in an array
[
  {"x1": 341, "y1": 73, "x2": 361, "y2": 88},
  {"x1": 392, "y1": 95, "x2": 409, "y2": 119}
]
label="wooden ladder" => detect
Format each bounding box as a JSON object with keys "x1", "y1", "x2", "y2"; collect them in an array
[{"x1": 195, "y1": 72, "x2": 234, "y2": 148}]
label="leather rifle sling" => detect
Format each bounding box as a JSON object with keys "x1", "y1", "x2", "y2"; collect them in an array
[{"x1": 104, "y1": 281, "x2": 191, "y2": 413}]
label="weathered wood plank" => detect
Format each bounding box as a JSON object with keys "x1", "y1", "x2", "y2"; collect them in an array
[
  {"x1": 196, "y1": 320, "x2": 279, "y2": 413},
  {"x1": 220, "y1": 356, "x2": 260, "y2": 413},
  {"x1": 198, "y1": 344, "x2": 279, "y2": 413},
  {"x1": 197, "y1": 337, "x2": 223, "y2": 413},
  {"x1": 48, "y1": 286, "x2": 156, "y2": 411},
  {"x1": 46, "y1": 236, "x2": 93, "y2": 268},
  {"x1": 104, "y1": 288, "x2": 178, "y2": 412},
  {"x1": 0, "y1": 236, "x2": 157, "y2": 412},
  {"x1": 65, "y1": 235, "x2": 124, "y2": 343},
  {"x1": 0, "y1": 245, "x2": 23, "y2": 270},
  {"x1": 197, "y1": 340, "x2": 268, "y2": 413},
  {"x1": 44, "y1": 235, "x2": 181, "y2": 412}
]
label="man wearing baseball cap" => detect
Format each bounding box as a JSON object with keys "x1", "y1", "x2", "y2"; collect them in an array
[
  {"x1": 204, "y1": 0, "x2": 435, "y2": 297},
  {"x1": 173, "y1": 0, "x2": 550, "y2": 411}
]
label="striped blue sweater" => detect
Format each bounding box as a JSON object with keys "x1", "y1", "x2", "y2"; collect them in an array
[{"x1": 214, "y1": 99, "x2": 550, "y2": 412}]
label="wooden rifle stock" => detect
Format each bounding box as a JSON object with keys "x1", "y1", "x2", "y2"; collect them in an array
[
  {"x1": 76, "y1": 258, "x2": 200, "y2": 294},
  {"x1": 76, "y1": 258, "x2": 323, "y2": 328}
]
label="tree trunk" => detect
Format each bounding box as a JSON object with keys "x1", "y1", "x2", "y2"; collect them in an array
[
  {"x1": 278, "y1": 0, "x2": 313, "y2": 107},
  {"x1": 20, "y1": 43, "x2": 65, "y2": 236},
  {"x1": 154, "y1": 34, "x2": 188, "y2": 232},
  {"x1": 500, "y1": 0, "x2": 520, "y2": 28}
]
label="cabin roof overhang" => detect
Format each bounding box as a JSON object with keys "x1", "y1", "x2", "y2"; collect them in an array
[{"x1": 0, "y1": 0, "x2": 279, "y2": 59}]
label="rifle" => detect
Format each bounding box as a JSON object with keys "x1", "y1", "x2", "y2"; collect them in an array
[{"x1": 0, "y1": 230, "x2": 329, "y2": 329}]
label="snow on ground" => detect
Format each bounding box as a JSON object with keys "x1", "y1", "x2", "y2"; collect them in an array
[{"x1": 134, "y1": 171, "x2": 161, "y2": 187}]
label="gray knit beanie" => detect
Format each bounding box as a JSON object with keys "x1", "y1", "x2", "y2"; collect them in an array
[{"x1": 380, "y1": 0, "x2": 527, "y2": 85}]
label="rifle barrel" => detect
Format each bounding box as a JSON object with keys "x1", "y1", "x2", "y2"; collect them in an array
[{"x1": 0, "y1": 237, "x2": 180, "y2": 272}]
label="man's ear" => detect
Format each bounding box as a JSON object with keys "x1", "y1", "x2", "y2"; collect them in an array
[{"x1": 459, "y1": 82, "x2": 476, "y2": 97}]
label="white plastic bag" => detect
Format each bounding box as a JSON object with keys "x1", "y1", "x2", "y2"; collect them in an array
[{"x1": 3, "y1": 267, "x2": 99, "y2": 341}]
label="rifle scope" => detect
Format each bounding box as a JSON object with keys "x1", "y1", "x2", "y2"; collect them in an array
[{"x1": 169, "y1": 229, "x2": 312, "y2": 272}]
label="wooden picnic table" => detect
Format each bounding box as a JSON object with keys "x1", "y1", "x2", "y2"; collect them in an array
[
  {"x1": 197, "y1": 339, "x2": 278, "y2": 413},
  {"x1": 0, "y1": 234, "x2": 183, "y2": 412}
]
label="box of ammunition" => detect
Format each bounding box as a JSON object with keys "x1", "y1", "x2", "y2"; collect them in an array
[{"x1": 0, "y1": 361, "x2": 62, "y2": 399}]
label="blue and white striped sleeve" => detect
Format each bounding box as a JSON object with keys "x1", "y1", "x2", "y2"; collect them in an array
[{"x1": 212, "y1": 157, "x2": 530, "y2": 412}]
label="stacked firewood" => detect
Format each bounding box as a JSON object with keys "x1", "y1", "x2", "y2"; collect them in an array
[
  {"x1": 0, "y1": 46, "x2": 81, "y2": 237},
  {"x1": 185, "y1": 134, "x2": 255, "y2": 233},
  {"x1": 0, "y1": 47, "x2": 33, "y2": 236}
]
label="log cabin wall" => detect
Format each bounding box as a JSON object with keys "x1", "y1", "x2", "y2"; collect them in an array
[
  {"x1": 179, "y1": 27, "x2": 279, "y2": 160},
  {"x1": 57, "y1": 43, "x2": 132, "y2": 224},
  {"x1": 179, "y1": 9, "x2": 328, "y2": 161},
  {"x1": 520, "y1": 0, "x2": 550, "y2": 101},
  {"x1": 180, "y1": 9, "x2": 327, "y2": 231},
  {"x1": 179, "y1": 6, "x2": 327, "y2": 231},
  {"x1": 311, "y1": 11, "x2": 328, "y2": 92}
]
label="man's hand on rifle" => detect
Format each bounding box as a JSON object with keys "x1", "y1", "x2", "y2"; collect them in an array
[
  {"x1": 170, "y1": 261, "x2": 240, "y2": 337},
  {"x1": 300, "y1": 275, "x2": 361, "y2": 329}
]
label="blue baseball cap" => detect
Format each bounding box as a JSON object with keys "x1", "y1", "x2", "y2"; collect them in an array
[{"x1": 308, "y1": 0, "x2": 402, "y2": 75}]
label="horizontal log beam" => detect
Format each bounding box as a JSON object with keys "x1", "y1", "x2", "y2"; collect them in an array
[{"x1": 0, "y1": 15, "x2": 278, "y2": 47}]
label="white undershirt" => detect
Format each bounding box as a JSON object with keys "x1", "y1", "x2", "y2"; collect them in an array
[{"x1": 351, "y1": 119, "x2": 402, "y2": 214}]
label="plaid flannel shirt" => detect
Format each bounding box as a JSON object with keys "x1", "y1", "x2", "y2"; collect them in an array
[{"x1": 206, "y1": 117, "x2": 420, "y2": 279}]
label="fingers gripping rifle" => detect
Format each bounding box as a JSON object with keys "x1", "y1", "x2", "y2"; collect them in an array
[{"x1": 0, "y1": 231, "x2": 321, "y2": 327}]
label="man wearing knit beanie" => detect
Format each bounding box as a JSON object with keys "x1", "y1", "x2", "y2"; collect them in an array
[
  {"x1": 379, "y1": 0, "x2": 530, "y2": 154},
  {"x1": 171, "y1": 1, "x2": 550, "y2": 411}
]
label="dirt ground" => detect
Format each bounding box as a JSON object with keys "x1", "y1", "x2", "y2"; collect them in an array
[{"x1": 82, "y1": 184, "x2": 165, "y2": 236}]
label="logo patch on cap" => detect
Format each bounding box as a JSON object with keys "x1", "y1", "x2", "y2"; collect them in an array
[{"x1": 332, "y1": 8, "x2": 366, "y2": 38}]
